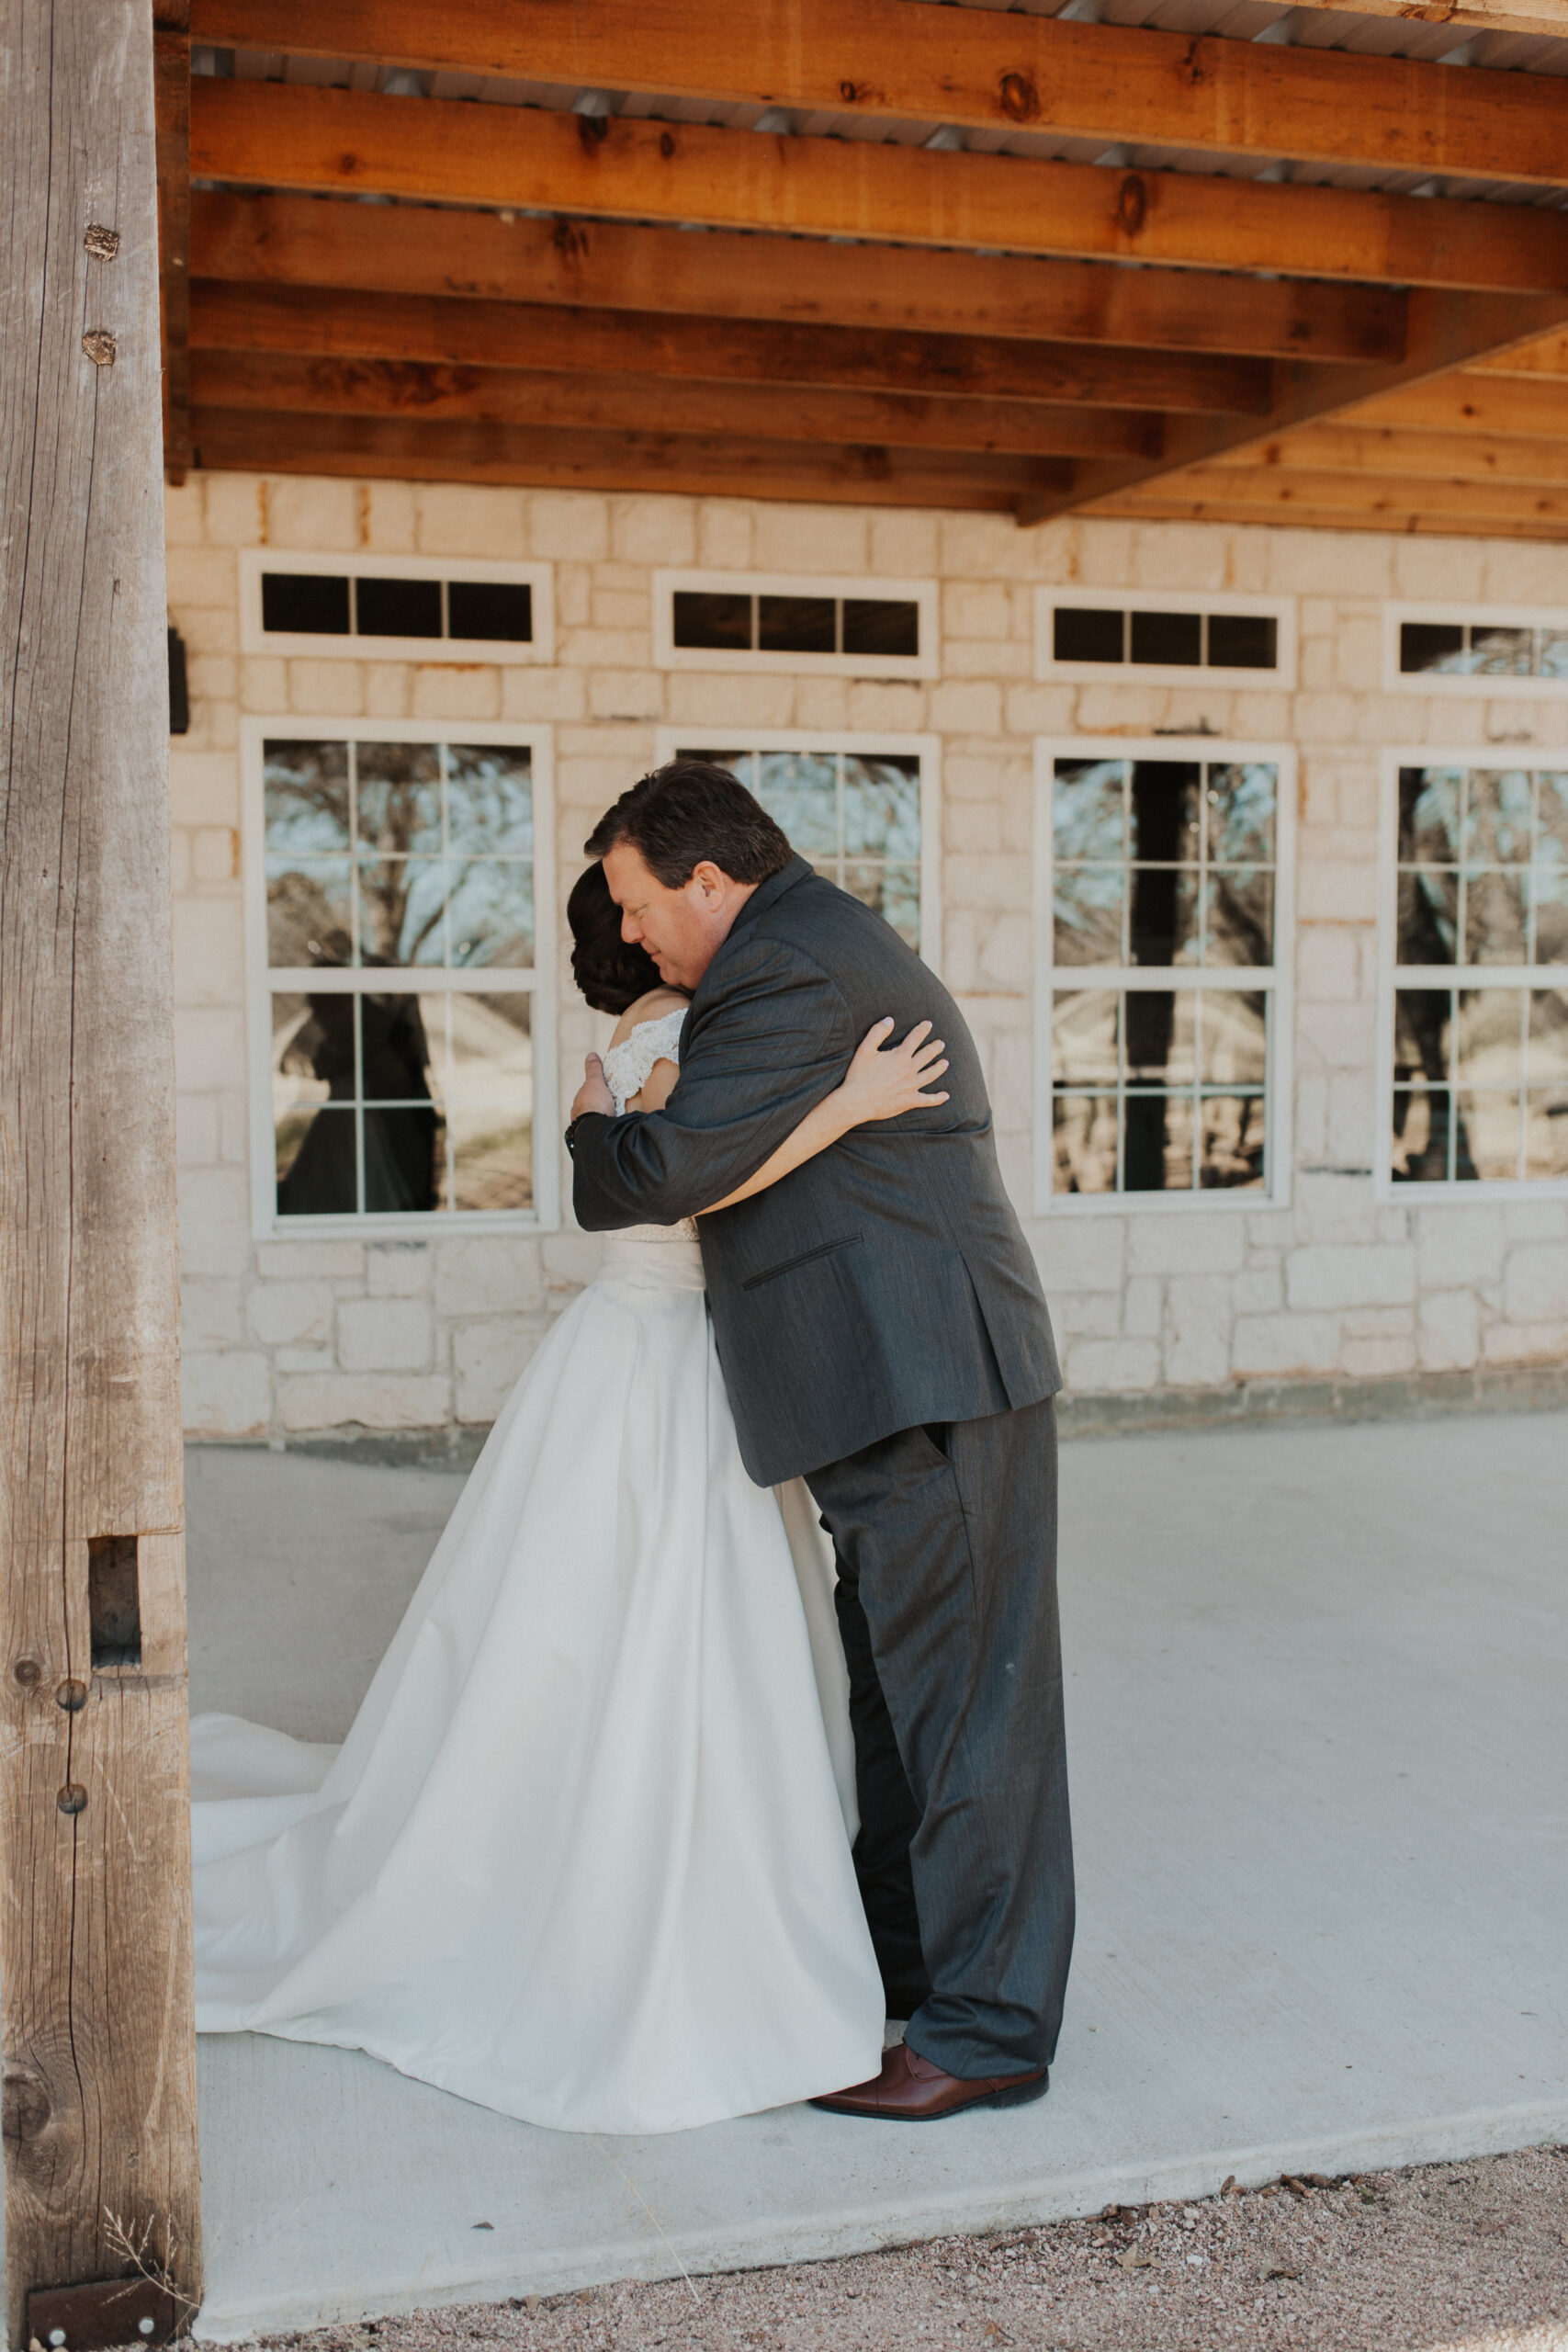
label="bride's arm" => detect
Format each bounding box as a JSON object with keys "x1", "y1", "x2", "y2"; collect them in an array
[{"x1": 698, "y1": 1019, "x2": 948, "y2": 1215}]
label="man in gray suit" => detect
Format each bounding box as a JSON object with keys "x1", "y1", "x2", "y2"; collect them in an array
[{"x1": 567, "y1": 760, "x2": 1072, "y2": 2120}]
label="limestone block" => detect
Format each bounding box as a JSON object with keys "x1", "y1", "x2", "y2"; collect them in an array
[
  {"x1": 1293, "y1": 1072, "x2": 1328, "y2": 1163},
  {"x1": 666, "y1": 672, "x2": 793, "y2": 728},
  {"x1": 989, "y1": 1032, "x2": 1032, "y2": 1132},
  {"x1": 166, "y1": 545, "x2": 238, "y2": 607},
  {"x1": 1295, "y1": 926, "x2": 1359, "y2": 1005},
  {"x1": 501, "y1": 666, "x2": 586, "y2": 722},
  {"x1": 1415, "y1": 1204, "x2": 1505, "y2": 1289},
  {"x1": 592, "y1": 589, "x2": 652, "y2": 631},
  {"x1": 792, "y1": 676, "x2": 852, "y2": 731},
  {"x1": 1298, "y1": 856, "x2": 1379, "y2": 926},
  {"x1": 170, "y1": 830, "x2": 192, "y2": 893},
  {"x1": 181, "y1": 604, "x2": 239, "y2": 656},
  {"x1": 1004, "y1": 684, "x2": 1076, "y2": 735},
  {"x1": 1073, "y1": 684, "x2": 1166, "y2": 734},
  {"x1": 942, "y1": 639, "x2": 1031, "y2": 680},
  {"x1": 287, "y1": 659, "x2": 365, "y2": 717},
  {"x1": 588, "y1": 668, "x2": 666, "y2": 721},
  {"x1": 275, "y1": 1346, "x2": 335, "y2": 1374},
  {"x1": 1285, "y1": 1241, "x2": 1415, "y2": 1311},
  {"x1": 413, "y1": 483, "x2": 523, "y2": 555},
  {"x1": 846, "y1": 681, "x2": 925, "y2": 731},
  {"x1": 1130, "y1": 520, "x2": 1230, "y2": 593},
  {"x1": 942, "y1": 748, "x2": 1010, "y2": 801},
  {"x1": 1291, "y1": 1170, "x2": 1379, "y2": 1245},
  {"x1": 255, "y1": 1238, "x2": 366, "y2": 1278},
  {"x1": 176, "y1": 1164, "x2": 253, "y2": 1277},
  {"x1": 172, "y1": 896, "x2": 245, "y2": 1006},
  {"x1": 1501, "y1": 1241, "x2": 1568, "y2": 1323},
  {"x1": 1163, "y1": 1273, "x2": 1232, "y2": 1386},
  {"x1": 610, "y1": 494, "x2": 696, "y2": 566},
  {"x1": 945, "y1": 853, "x2": 1025, "y2": 915},
  {"x1": 1162, "y1": 688, "x2": 1236, "y2": 736},
  {"x1": 696, "y1": 501, "x2": 752, "y2": 570},
  {"x1": 454, "y1": 1317, "x2": 549, "y2": 1422},
  {"x1": 1028, "y1": 518, "x2": 1080, "y2": 587},
  {"x1": 435, "y1": 1235, "x2": 547, "y2": 1317},
  {"x1": 186, "y1": 653, "x2": 237, "y2": 707},
  {"x1": 1296, "y1": 999, "x2": 1374, "y2": 1073},
  {"x1": 1229, "y1": 1310, "x2": 1340, "y2": 1375},
  {"x1": 751, "y1": 503, "x2": 868, "y2": 572},
  {"x1": 1292, "y1": 692, "x2": 1358, "y2": 743},
  {"x1": 1376, "y1": 1206, "x2": 1411, "y2": 1246},
  {"x1": 529, "y1": 488, "x2": 614, "y2": 559},
  {"x1": 942, "y1": 582, "x2": 1012, "y2": 641},
  {"x1": 412, "y1": 665, "x2": 502, "y2": 722},
  {"x1": 175, "y1": 1091, "x2": 220, "y2": 1167},
  {"x1": 1066, "y1": 1335, "x2": 1161, "y2": 1392},
  {"x1": 1056, "y1": 1292, "x2": 1121, "y2": 1340},
  {"x1": 362, "y1": 663, "x2": 412, "y2": 718},
  {"x1": 1231, "y1": 1267, "x2": 1282, "y2": 1315},
  {"x1": 869, "y1": 510, "x2": 939, "y2": 575},
  {"x1": 359, "y1": 481, "x2": 417, "y2": 553},
  {"x1": 266, "y1": 477, "x2": 359, "y2": 552},
  {"x1": 238, "y1": 656, "x2": 289, "y2": 714},
  {"x1": 1127, "y1": 1213, "x2": 1246, "y2": 1275},
  {"x1": 1325, "y1": 1071, "x2": 1378, "y2": 1170},
  {"x1": 1342, "y1": 1306, "x2": 1412, "y2": 1338},
  {"x1": 175, "y1": 1007, "x2": 247, "y2": 1091},
  {"x1": 249, "y1": 1281, "x2": 335, "y2": 1347},
  {"x1": 1122, "y1": 1273, "x2": 1163, "y2": 1338},
  {"x1": 367, "y1": 1243, "x2": 431, "y2": 1297},
  {"x1": 1337, "y1": 619, "x2": 1382, "y2": 691},
  {"x1": 276, "y1": 1372, "x2": 452, "y2": 1430},
  {"x1": 164, "y1": 479, "x2": 205, "y2": 548},
  {"x1": 1479, "y1": 541, "x2": 1568, "y2": 605},
  {"x1": 183, "y1": 1351, "x2": 272, "y2": 1437},
  {"x1": 1298, "y1": 635, "x2": 1337, "y2": 693},
  {"x1": 193, "y1": 826, "x2": 239, "y2": 882},
  {"x1": 181, "y1": 1278, "x2": 245, "y2": 1350},
  {"x1": 944, "y1": 800, "x2": 1000, "y2": 854},
  {"x1": 1341, "y1": 1332, "x2": 1416, "y2": 1377},
  {"x1": 1033, "y1": 1216, "x2": 1125, "y2": 1294},
  {"x1": 1481, "y1": 1317, "x2": 1568, "y2": 1365},
  {"x1": 203, "y1": 472, "x2": 266, "y2": 548},
  {"x1": 976, "y1": 912, "x2": 1032, "y2": 994},
  {"x1": 1352, "y1": 695, "x2": 1416, "y2": 747},
  {"x1": 1502, "y1": 1199, "x2": 1568, "y2": 1241},
  {"x1": 337, "y1": 1296, "x2": 434, "y2": 1372},
  {"x1": 1066, "y1": 518, "x2": 1135, "y2": 586},
  {"x1": 1225, "y1": 691, "x2": 1291, "y2": 738},
  {"x1": 1417, "y1": 1288, "x2": 1480, "y2": 1371},
  {"x1": 1266, "y1": 529, "x2": 1392, "y2": 597},
  {"x1": 556, "y1": 563, "x2": 592, "y2": 628},
  {"x1": 1392, "y1": 535, "x2": 1483, "y2": 603}
]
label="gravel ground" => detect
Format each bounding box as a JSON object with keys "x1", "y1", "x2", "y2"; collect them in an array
[{"x1": 238, "y1": 2143, "x2": 1568, "y2": 2352}]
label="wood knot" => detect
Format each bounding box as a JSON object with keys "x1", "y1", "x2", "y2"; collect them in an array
[
  {"x1": 2, "y1": 2072, "x2": 50, "y2": 2146},
  {"x1": 660, "y1": 130, "x2": 676, "y2": 159},
  {"x1": 840, "y1": 80, "x2": 872, "y2": 103},
  {"x1": 1117, "y1": 174, "x2": 1149, "y2": 238},
  {"x1": 551, "y1": 218, "x2": 589, "y2": 258},
  {"x1": 577, "y1": 111, "x2": 610, "y2": 151},
  {"x1": 84, "y1": 223, "x2": 119, "y2": 261},
  {"x1": 12, "y1": 1659, "x2": 40, "y2": 1688},
  {"x1": 57, "y1": 1784, "x2": 87, "y2": 1816},
  {"x1": 81, "y1": 330, "x2": 117, "y2": 367},
  {"x1": 998, "y1": 71, "x2": 1040, "y2": 123},
  {"x1": 55, "y1": 1679, "x2": 88, "y2": 1713},
  {"x1": 1180, "y1": 37, "x2": 1206, "y2": 85}
]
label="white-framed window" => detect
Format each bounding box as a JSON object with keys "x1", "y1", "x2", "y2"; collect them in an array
[
  {"x1": 655, "y1": 729, "x2": 942, "y2": 967},
  {"x1": 1376, "y1": 749, "x2": 1568, "y2": 1197},
  {"x1": 1036, "y1": 587, "x2": 1296, "y2": 692},
  {"x1": 238, "y1": 551, "x2": 555, "y2": 666},
  {"x1": 1385, "y1": 603, "x2": 1568, "y2": 698},
  {"x1": 242, "y1": 718, "x2": 558, "y2": 1238},
  {"x1": 652, "y1": 571, "x2": 938, "y2": 680},
  {"x1": 1033, "y1": 736, "x2": 1295, "y2": 1214}
]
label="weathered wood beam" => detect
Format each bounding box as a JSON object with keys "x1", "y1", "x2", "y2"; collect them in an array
[
  {"x1": 1266, "y1": 0, "x2": 1568, "y2": 45},
  {"x1": 189, "y1": 190, "x2": 1409, "y2": 367},
  {"x1": 1095, "y1": 461, "x2": 1568, "y2": 528},
  {"x1": 188, "y1": 406, "x2": 1060, "y2": 509},
  {"x1": 190, "y1": 278, "x2": 1271, "y2": 414},
  {"x1": 186, "y1": 0, "x2": 1568, "y2": 189},
  {"x1": 1471, "y1": 331, "x2": 1568, "y2": 379},
  {"x1": 0, "y1": 1, "x2": 200, "y2": 2338},
  {"x1": 186, "y1": 80, "x2": 1568, "y2": 294},
  {"x1": 1223, "y1": 422, "x2": 1568, "y2": 484},
  {"x1": 153, "y1": 0, "x2": 191, "y2": 481},
  {"x1": 1343, "y1": 368, "x2": 1568, "y2": 435},
  {"x1": 187, "y1": 348, "x2": 1164, "y2": 459}
]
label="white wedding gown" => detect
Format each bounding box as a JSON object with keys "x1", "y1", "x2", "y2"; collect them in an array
[{"x1": 189, "y1": 1010, "x2": 884, "y2": 2133}]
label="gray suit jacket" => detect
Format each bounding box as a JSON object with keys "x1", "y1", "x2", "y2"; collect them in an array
[{"x1": 570, "y1": 856, "x2": 1060, "y2": 1485}]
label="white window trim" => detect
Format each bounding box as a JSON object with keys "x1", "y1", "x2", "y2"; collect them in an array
[
  {"x1": 1034, "y1": 585, "x2": 1297, "y2": 693},
  {"x1": 1383, "y1": 601, "x2": 1568, "y2": 699},
  {"x1": 1375, "y1": 744, "x2": 1568, "y2": 1204},
  {"x1": 651, "y1": 571, "x2": 938, "y2": 680},
  {"x1": 238, "y1": 550, "x2": 556, "y2": 666},
  {"x1": 242, "y1": 715, "x2": 558, "y2": 1240},
  {"x1": 1032, "y1": 734, "x2": 1297, "y2": 1216},
  {"x1": 654, "y1": 727, "x2": 942, "y2": 973}
]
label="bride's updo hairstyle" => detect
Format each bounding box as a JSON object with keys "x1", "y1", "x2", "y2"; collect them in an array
[
  {"x1": 584, "y1": 757, "x2": 793, "y2": 890},
  {"x1": 567, "y1": 861, "x2": 663, "y2": 1015}
]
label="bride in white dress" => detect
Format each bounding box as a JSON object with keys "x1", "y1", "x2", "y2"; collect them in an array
[{"x1": 188, "y1": 864, "x2": 950, "y2": 2135}]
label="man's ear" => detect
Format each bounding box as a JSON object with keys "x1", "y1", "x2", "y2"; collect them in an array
[{"x1": 689, "y1": 859, "x2": 730, "y2": 905}]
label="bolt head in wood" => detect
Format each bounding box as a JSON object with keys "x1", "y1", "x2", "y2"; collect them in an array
[
  {"x1": 55, "y1": 1678, "x2": 88, "y2": 1712},
  {"x1": 57, "y1": 1783, "x2": 87, "y2": 1815}
]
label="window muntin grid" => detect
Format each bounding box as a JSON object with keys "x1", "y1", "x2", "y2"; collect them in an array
[
  {"x1": 1046, "y1": 754, "x2": 1280, "y2": 1200},
  {"x1": 1398, "y1": 620, "x2": 1568, "y2": 681},
  {"x1": 262, "y1": 736, "x2": 537, "y2": 1219},
  {"x1": 259, "y1": 571, "x2": 533, "y2": 645},
  {"x1": 1050, "y1": 605, "x2": 1279, "y2": 673},
  {"x1": 676, "y1": 746, "x2": 923, "y2": 953},
  {"x1": 1391, "y1": 763, "x2": 1568, "y2": 1187}
]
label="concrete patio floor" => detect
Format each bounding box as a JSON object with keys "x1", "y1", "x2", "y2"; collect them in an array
[{"x1": 181, "y1": 1409, "x2": 1568, "y2": 2340}]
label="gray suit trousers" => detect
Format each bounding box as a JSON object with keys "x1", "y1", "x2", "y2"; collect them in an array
[{"x1": 805, "y1": 1396, "x2": 1074, "y2": 2078}]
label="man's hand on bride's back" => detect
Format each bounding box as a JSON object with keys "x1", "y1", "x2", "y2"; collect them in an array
[
  {"x1": 571, "y1": 1054, "x2": 615, "y2": 1123},
  {"x1": 840, "y1": 1019, "x2": 949, "y2": 1126}
]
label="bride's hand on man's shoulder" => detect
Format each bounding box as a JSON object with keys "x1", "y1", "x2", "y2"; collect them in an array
[{"x1": 840, "y1": 1018, "x2": 949, "y2": 1125}]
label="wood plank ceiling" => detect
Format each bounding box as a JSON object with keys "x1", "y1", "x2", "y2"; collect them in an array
[{"x1": 160, "y1": 0, "x2": 1568, "y2": 537}]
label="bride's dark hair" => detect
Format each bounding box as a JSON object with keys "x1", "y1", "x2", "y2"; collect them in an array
[{"x1": 567, "y1": 861, "x2": 663, "y2": 1015}]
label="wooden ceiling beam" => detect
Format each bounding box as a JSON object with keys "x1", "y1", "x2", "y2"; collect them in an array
[
  {"x1": 186, "y1": 407, "x2": 1062, "y2": 511},
  {"x1": 189, "y1": 191, "x2": 1408, "y2": 367},
  {"x1": 187, "y1": 0, "x2": 1568, "y2": 189},
  {"x1": 190, "y1": 278, "x2": 1271, "y2": 415},
  {"x1": 1472, "y1": 331, "x2": 1568, "y2": 378},
  {"x1": 1092, "y1": 460, "x2": 1568, "y2": 527},
  {"x1": 1342, "y1": 368, "x2": 1568, "y2": 433},
  {"x1": 1263, "y1": 0, "x2": 1568, "y2": 46},
  {"x1": 187, "y1": 80, "x2": 1568, "y2": 294},
  {"x1": 1222, "y1": 422, "x2": 1568, "y2": 484}
]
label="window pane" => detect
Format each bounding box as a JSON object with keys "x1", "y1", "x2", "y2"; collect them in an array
[
  {"x1": 446, "y1": 745, "x2": 533, "y2": 855},
  {"x1": 1398, "y1": 767, "x2": 1463, "y2": 865},
  {"x1": 1123, "y1": 1092, "x2": 1194, "y2": 1191},
  {"x1": 758, "y1": 595, "x2": 835, "y2": 653},
  {"x1": 842, "y1": 599, "x2": 919, "y2": 658},
  {"x1": 1129, "y1": 867, "x2": 1200, "y2": 967},
  {"x1": 262, "y1": 572, "x2": 348, "y2": 637},
  {"x1": 1524, "y1": 1087, "x2": 1568, "y2": 1178},
  {"x1": 842, "y1": 755, "x2": 920, "y2": 859},
  {"x1": 1206, "y1": 613, "x2": 1276, "y2": 670},
  {"x1": 1526, "y1": 989, "x2": 1568, "y2": 1080},
  {"x1": 355, "y1": 858, "x2": 448, "y2": 967},
  {"x1": 672, "y1": 592, "x2": 751, "y2": 650},
  {"x1": 1394, "y1": 989, "x2": 1453, "y2": 1085},
  {"x1": 448, "y1": 580, "x2": 531, "y2": 642},
  {"x1": 1530, "y1": 863, "x2": 1568, "y2": 966},
  {"x1": 1053, "y1": 759, "x2": 1125, "y2": 862},
  {"x1": 1398, "y1": 869, "x2": 1458, "y2": 966},
  {"x1": 1198, "y1": 1094, "x2": 1266, "y2": 1190},
  {"x1": 1538, "y1": 771, "x2": 1568, "y2": 859},
  {"x1": 277, "y1": 1105, "x2": 358, "y2": 1216},
  {"x1": 754, "y1": 751, "x2": 839, "y2": 856},
  {"x1": 1203, "y1": 870, "x2": 1272, "y2": 967},
  {"x1": 1464, "y1": 768, "x2": 1532, "y2": 865},
  {"x1": 449, "y1": 995, "x2": 533, "y2": 1212},
  {"x1": 265, "y1": 739, "x2": 350, "y2": 857},
  {"x1": 1199, "y1": 990, "x2": 1267, "y2": 1084},
  {"x1": 842, "y1": 861, "x2": 920, "y2": 952},
  {"x1": 355, "y1": 576, "x2": 440, "y2": 639},
  {"x1": 272, "y1": 991, "x2": 344, "y2": 1107},
  {"x1": 358, "y1": 994, "x2": 442, "y2": 1213},
  {"x1": 1128, "y1": 762, "x2": 1201, "y2": 863},
  {"x1": 1399, "y1": 622, "x2": 1466, "y2": 674},
  {"x1": 446, "y1": 859, "x2": 534, "y2": 968},
  {"x1": 1454, "y1": 1089, "x2": 1521, "y2": 1182},
  {"x1": 1207, "y1": 762, "x2": 1276, "y2": 865},
  {"x1": 1391, "y1": 1087, "x2": 1451, "y2": 1183},
  {"x1": 1052, "y1": 989, "x2": 1119, "y2": 1086},
  {"x1": 1054, "y1": 865, "x2": 1124, "y2": 965},
  {"x1": 1130, "y1": 609, "x2": 1201, "y2": 666},
  {"x1": 1462, "y1": 870, "x2": 1528, "y2": 966},
  {"x1": 1470, "y1": 626, "x2": 1532, "y2": 676},
  {"x1": 357, "y1": 990, "x2": 438, "y2": 1102},
  {"x1": 1053, "y1": 607, "x2": 1122, "y2": 664},
  {"x1": 1539, "y1": 629, "x2": 1568, "y2": 680},
  {"x1": 1124, "y1": 990, "x2": 1194, "y2": 1083},
  {"x1": 1454, "y1": 988, "x2": 1523, "y2": 1080},
  {"x1": 265, "y1": 856, "x2": 353, "y2": 968},
  {"x1": 355, "y1": 741, "x2": 442, "y2": 855},
  {"x1": 1052, "y1": 1093, "x2": 1117, "y2": 1193}
]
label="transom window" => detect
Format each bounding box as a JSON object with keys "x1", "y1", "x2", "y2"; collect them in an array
[
  {"x1": 1382, "y1": 757, "x2": 1568, "y2": 1191},
  {"x1": 659, "y1": 729, "x2": 939, "y2": 960},
  {"x1": 653, "y1": 572, "x2": 937, "y2": 680},
  {"x1": 1387, "y1": 603, "x2": 1568, "y2": 697},
  {"x1": 1035, "y1": 739, "x2": 1294, "y2": 1210},
  {"x1": 1037, "y1": 589, "x2": 1295, "y2": 690},
  {"x1": 238, "y1": 553, "x2": 554, "y2": 666},
  {"x1": 242, "y1": 720, "x2": 557, "y2": 1235}
]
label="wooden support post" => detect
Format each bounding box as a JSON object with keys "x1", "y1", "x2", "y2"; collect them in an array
[
  {"x1": 154, "y1": 1, "x2": 193, "y2": 484},
  {"x1": 0, "y1": 3, "x2": 201, "y2": 2344}
]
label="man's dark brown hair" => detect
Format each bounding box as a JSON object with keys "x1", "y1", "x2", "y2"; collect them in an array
[{"x1": 584, "y1": 758, "x2": 793, "y2": 889}]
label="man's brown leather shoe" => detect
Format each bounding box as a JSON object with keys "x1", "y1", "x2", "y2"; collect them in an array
[{"x1": 810, "y1": 2041, "x2": 1048, "y2": 2120}]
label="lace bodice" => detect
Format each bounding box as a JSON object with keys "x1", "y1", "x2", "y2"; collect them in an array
[{"x1": 602, "y1": 1006, "x2": 686, "y2": 1115}]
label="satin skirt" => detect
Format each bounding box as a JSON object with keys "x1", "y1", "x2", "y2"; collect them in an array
[{"x1": 189, "y1": 1235, "x2": 884, "y2": 2134}]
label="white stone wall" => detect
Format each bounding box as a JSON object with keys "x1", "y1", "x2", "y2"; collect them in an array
[{"x1": 164, "y1": 472, "x2": 1568, "y2": 1435}]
